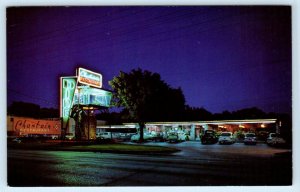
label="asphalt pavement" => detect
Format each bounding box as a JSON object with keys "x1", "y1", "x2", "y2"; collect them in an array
[{"x1": 7, "y1": 141, "x2": 292, "y2": 186}]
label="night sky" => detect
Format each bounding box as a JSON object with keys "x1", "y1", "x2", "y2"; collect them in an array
[{"x1": 7, "y1": 6, "x2": 292, "y2": 114}]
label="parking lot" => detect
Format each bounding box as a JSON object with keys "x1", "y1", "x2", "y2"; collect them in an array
[
  {"x1": 128, "y1": 141, "x2": 292, "y2": 158},
  {"x1": 8, "y1": 140, "x2": 292, "y2": 186}
]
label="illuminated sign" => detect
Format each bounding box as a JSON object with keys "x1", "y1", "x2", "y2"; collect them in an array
[
  {"x1": 74, "y1": 86, "x2": 112, "y2": 107},
  {"x1": 60, "y1": 68, "x2": 110, "y2": 134},
  {"x1": 60, "y1": 77, "x2": 77, "y2": 126},
  {"x1": 78, "y1": 68, "x2": 102, "y2": 88},
  {"x1": 13, "y1": 117, "x2": 61, "y2": 135}
]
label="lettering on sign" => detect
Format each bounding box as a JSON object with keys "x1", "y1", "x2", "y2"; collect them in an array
[
  {"x1": 79, "y1": 76, "x2": 101, "y2": 87},
  {"x1": 78, "y1": 68, "x2": 102, "y2": 88},
  {"x1": 73, "y1": 87, "x2": 112, "y2": 107},
  {"x1": 61, "y1": 77, "x2": 77, "y2": 123},
  {"x1": 13, "y1": 117, "x2": 61, "y2": 135}
]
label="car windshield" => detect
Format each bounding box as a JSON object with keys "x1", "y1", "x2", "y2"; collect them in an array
[
  {"x1": 246, "y1": 133, "x2": 255, "y2": 137},
  {"x1": 221, "y1": 133, "x2": 231, "y2": 136},
  {"x1": 270, "y1": 133, "x2": 278, "y2": 137}
]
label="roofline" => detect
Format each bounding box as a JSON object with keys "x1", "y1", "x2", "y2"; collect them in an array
[{"x1": 123, "y1": 119, "x2": 277, "y2": 126}]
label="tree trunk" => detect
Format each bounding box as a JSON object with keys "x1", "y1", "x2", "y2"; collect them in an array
[{"x1": 139, "y1": 122, "x2": 145, "y2": 142}]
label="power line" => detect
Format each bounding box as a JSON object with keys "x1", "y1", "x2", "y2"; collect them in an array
[
  {"x1": 7, "y1": 8, "x2": 290, "y2": 111},
  {"x1": 8, "y1": 7, "x2": 210, "y2": 59},
  {"x1": 8, "y1": 7, "x2": 136, "y2": 47},
  {"x1": 8, "y1": 6, "x2": 197, "y2": 49},
  {"x1": 8, "y1": 8, "x2": 245, "y2": 63},
  {"x1": 8, "y1": 88, "x2": 59, "y2": 107}
]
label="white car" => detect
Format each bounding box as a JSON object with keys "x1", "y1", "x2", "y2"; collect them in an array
[
  {"x1": 65, "y1": 134, "x2": 75, "y2": 140},
  {"x1": 218, "y1": 132, "x2": 235, "y2": 144},
  {"x1": 97, "y1": 132, "x2": 112, "y2": 140},
  {"x1": 177, "y1": 131, "x2": 187, "y2": 141},
  {"x1": 12, "y1": 138, "x2": 22, "y2": 143},
  {"x1": 266, "y1": 133, "x2": 277, "y2": 144},
  {"x1": 267, "y1": 133, "x2": 286, "y2": 146},
  {"x1": 130, "y1": 133, "x2": 153, "y2": 142}
]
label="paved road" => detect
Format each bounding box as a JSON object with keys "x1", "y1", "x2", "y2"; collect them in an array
[
  {"x1": 7, "y1": 142, "x2": 292, "y2": 186},
  {"x1": 136, "y1": 141, "x2": 291, "y2": 157}
]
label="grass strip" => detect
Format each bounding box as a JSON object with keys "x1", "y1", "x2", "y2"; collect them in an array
[{"x1": 8, "y1": 142, "x2": 180, "y2": 154}]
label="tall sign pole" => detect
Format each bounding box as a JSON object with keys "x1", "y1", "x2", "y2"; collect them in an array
[{"x1": 60, "y1": 76, "x2": 77, "y2": 139}]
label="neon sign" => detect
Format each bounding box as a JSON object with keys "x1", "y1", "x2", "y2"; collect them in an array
[
  {"x1": 60, "y1": 68, "x2": 110, "y2": 135},
  {"x1": 60, "y1": 77, "x2": 77, "y2": 125},
  {"x1": 78, "y1": 68, "x2": 102, "y2": 88},
  {"x1": 74, "y1": 87, "x2": 112, "y2": 107}
]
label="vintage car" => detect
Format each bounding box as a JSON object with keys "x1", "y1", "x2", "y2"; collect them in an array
[
  {"x1": 266, "y1": 133, "x2": 277, "y2": 144},
  {"x1": 244, "y1": 133, "x2": 257, "y2": 145},
  {"x1": 267, "y1": 133, "x2": 286, "y2": 147},
  {"x1": 130, "y1": 132, "x2": 153, "y2": 142},
  {"x1": 218, "y1": 132, "x2": 235, "y2": 144},
  {"x1": 166, "y1": 132, "x2": 179, "y2": 143},
  {"x1": 201, "y1": 130, "x2": 218, "y2": 144}
]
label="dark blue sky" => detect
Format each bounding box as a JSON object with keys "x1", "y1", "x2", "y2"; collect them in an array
[{"x1": 7, "y1": 6, "x2": 292, "y2": 114}]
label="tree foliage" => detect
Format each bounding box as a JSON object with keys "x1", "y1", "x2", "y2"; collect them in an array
[
  {"x1": 183, "y1": 106, "x2": 213, "y2": 121},
  {"x1": 109, "y1": 68, "x2": 186, "y2": 141}
]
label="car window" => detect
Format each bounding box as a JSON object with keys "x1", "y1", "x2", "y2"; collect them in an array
[
  {"x1": 246, "y1": 133, "x2": 255, "y2": 137},
  {"x1": 221, "y1": 133, "x2": 231, "y2": 136}
]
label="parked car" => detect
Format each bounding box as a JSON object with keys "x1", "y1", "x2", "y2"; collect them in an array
[
  {"x1": 65, "y1": 134, "x2": 75, "y2": 140},
  {"x1": 51, "y1": 135, "x2": 59, "y2": 140},
  {"x1": 97, "y1": 132, "x2": 112, "y2": 140},
  {"x1": 119, "y1": 133, "x2": 134, "y2": 141},
  {"x1": 257, "y1": 131, "x2": 269, "y2": 141},
  {"x1": 266, "y1": 133, "x2": 277, "y2": 144},
  {"x1": 201, "y1": 130, "x2": 218, "y2": 144},
  {"x1": 244, "y1": 133, "x2": 257, "y2": 145},
  {"x1": 130, "y1": 132, "x2": 153, "y2": 142},
  {"x1": 267, "y1": 133, "x2": 286, "y2": 147},
  {"x1": 165, "y1": 132, "x2": 179, "y2": 143},
  {"x1": 151, "y1": 132, "x2": 165, "y2": 142},
  {"x1": 218, "y1": 132, "x2": 235, "y2": 144},
  {"x1": 12, "y1": 138, "x2": 22, "y2": 143},
  {"x1": 177, "y1": 131, "x2": 187, "y2": 141}
]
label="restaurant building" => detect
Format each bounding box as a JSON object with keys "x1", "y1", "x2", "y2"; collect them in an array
[
  {"x1": 7, "y1": 116, "x2": 278, "y2": 141},
  {"x1": 124, "y1": 119, "x2": 278, "y2": 141},
  {"x1": 7, "y1": 115, "x2": 61, "y2": 138}
]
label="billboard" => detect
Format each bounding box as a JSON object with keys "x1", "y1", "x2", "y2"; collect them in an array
[
  {"x1": 77, "y1": 68, "x2": 102, "y2": 88},
  {"x1": 74, "y1": 86, "x2": 112, "y2": 107},
  {"x1": 13, "y1": 117, "x2": 61, "y2": 135}
]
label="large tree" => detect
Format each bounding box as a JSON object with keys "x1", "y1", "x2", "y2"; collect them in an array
[{"x1": 109, "y1": 68, "x2": 185, "y2": 142}]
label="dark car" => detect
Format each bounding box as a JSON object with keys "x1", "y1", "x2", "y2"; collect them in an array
[
  {"x1": 201, "y1": 130, "x2": 218, "y2": 144},
  {"x1": 152, "y1": 132, "x2": 165, "y2": 142},
  {"x1": 166, "y1": 132, "x2": 179, "y2": 143},
  {"x1": 244, "y1": 133, "x2": 257, "y2": 145}
]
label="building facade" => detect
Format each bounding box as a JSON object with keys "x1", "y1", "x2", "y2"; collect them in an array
[
  {"x1": 7, "y1": 115, "x2": 61, "y2": 138},
  {"x1": 124, "y1": 119, "x2": 278, "y2": 141}
]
